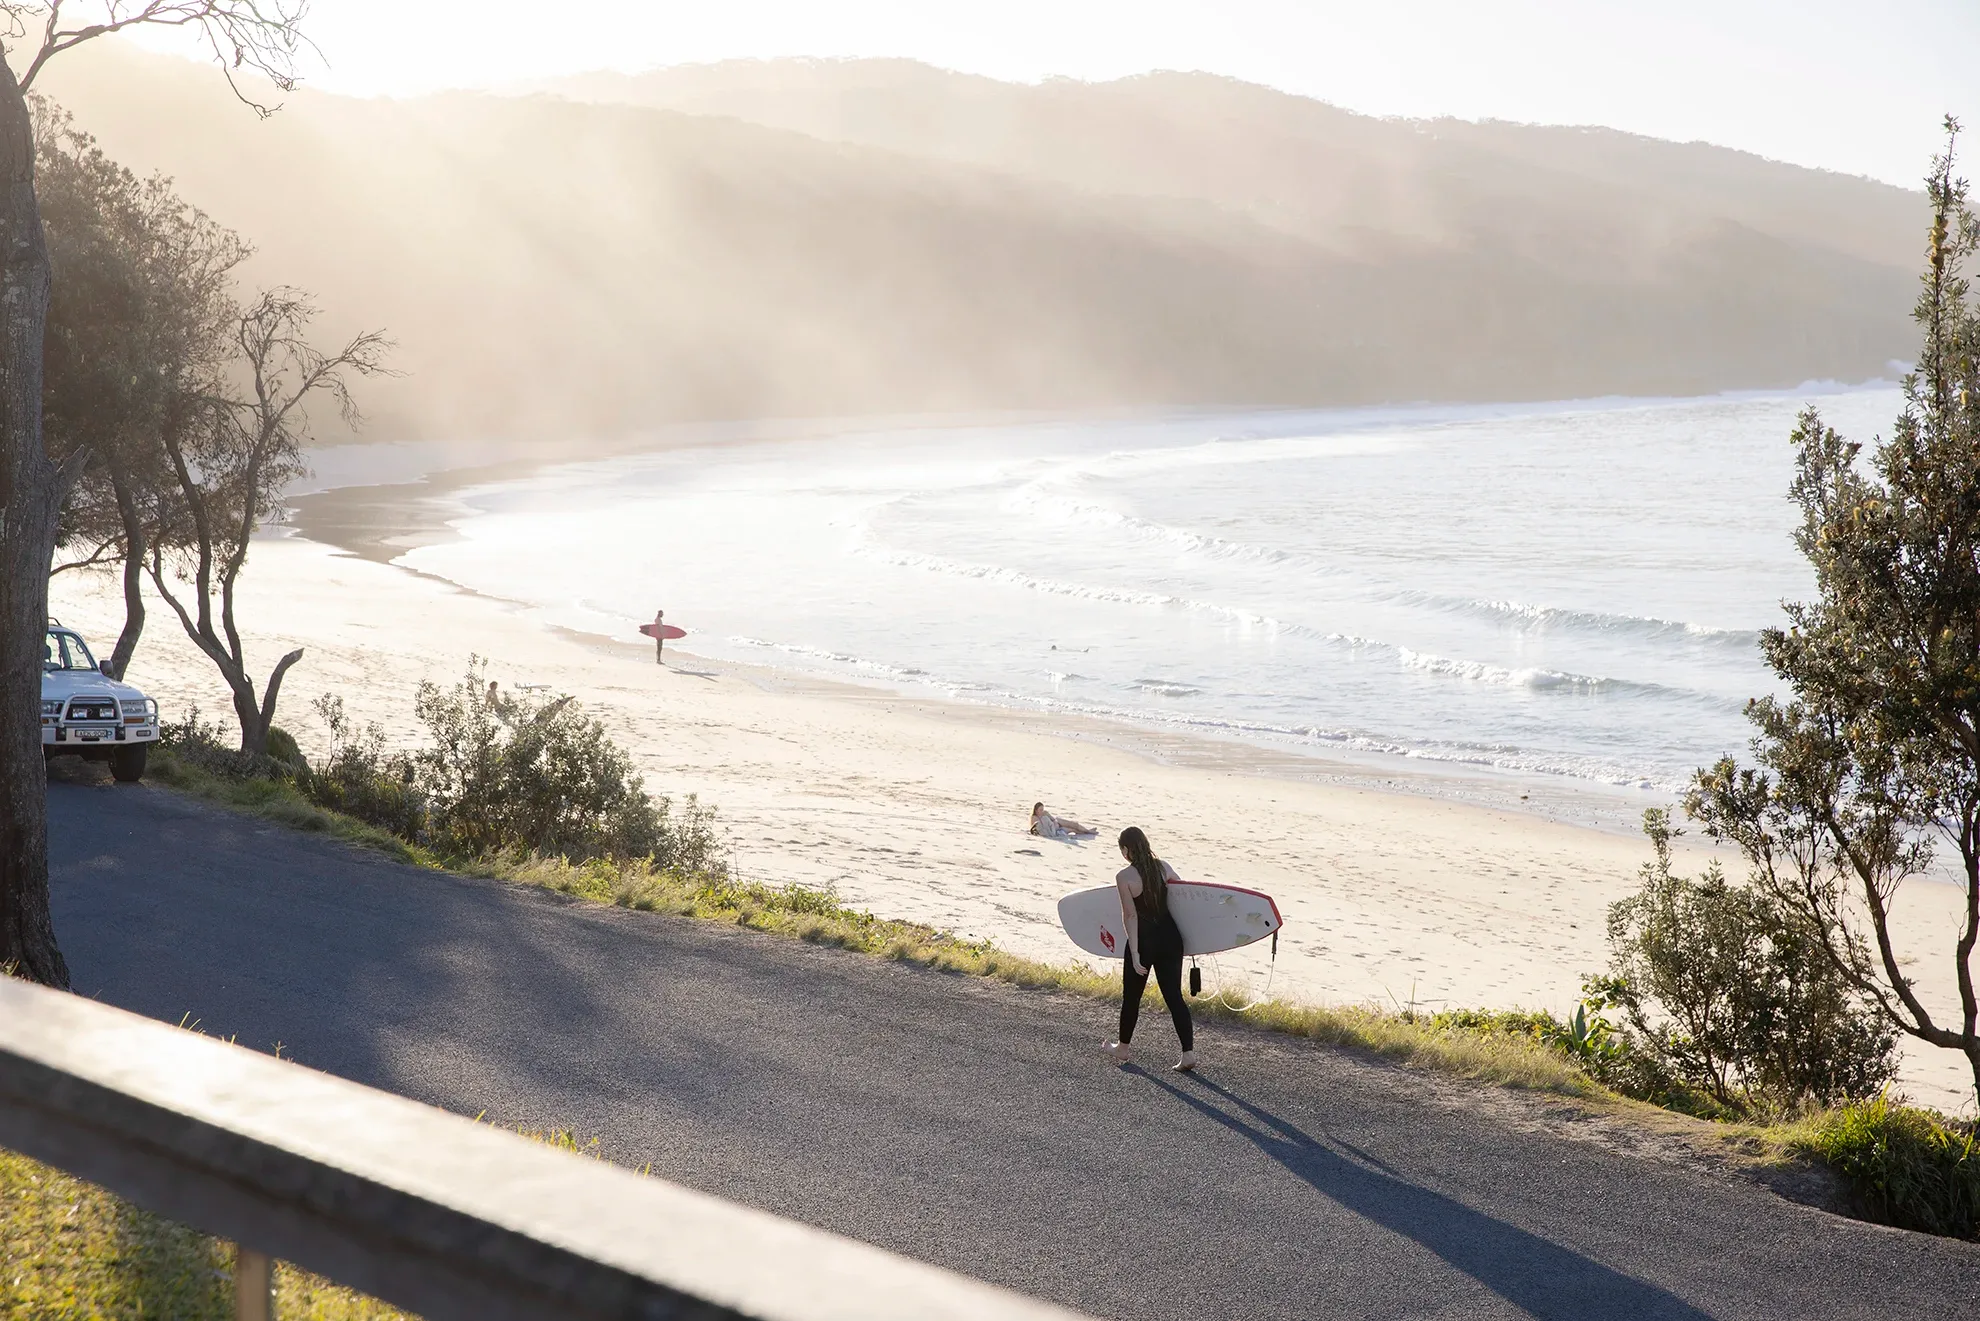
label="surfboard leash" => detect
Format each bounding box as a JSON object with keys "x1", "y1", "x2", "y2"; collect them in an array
[{"x1": 1201, "y1": 929, "x2": 1278, "y2": 1013}]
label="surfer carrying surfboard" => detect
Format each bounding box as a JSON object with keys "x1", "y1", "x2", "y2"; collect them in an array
[
  {"x1": 1103, "y1": 826, "x2": 1196, "y2": 1071},
  {"x1": 639, "y1": 609, "x2": 687, "y2": 663}
]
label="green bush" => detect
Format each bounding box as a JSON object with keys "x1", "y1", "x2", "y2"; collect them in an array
[
  {"x1": 301, "y1": 695, "x2": 426, "y2": 841},
  {"x1": 154, "y1": 706, "x2": 286, "y2": 781},
  {"x1": 153, "y1": 666, "x2": 728, "y2": 881},
  {"x1": 411, "y1": 657, "x2": 689, "y2": 865},
  {"x1": 1797, "y1": 1097, "x2": 1980, "y2": 1239},
  {"x1": 262, "y1": 725, "x2": 307, "y2": 774},
  {"x1": 1599, "y1": 809, "x2": 1897, "y2": 1115}
]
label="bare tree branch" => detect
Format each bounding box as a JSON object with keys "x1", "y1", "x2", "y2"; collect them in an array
[
  {"x1": 149, "y1": 288, "x2": 390, "y2": 752},
  {"x1": 2, "y1": 1, "x2": 313, "y2": 117},
  {"x1": 49, "y1": 534, "x2": 117, "y2": 574}
]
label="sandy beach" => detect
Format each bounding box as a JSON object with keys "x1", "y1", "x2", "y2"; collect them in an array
[{"x1": 48, "y1": 528, "x2": 1978, "y2": 1111}]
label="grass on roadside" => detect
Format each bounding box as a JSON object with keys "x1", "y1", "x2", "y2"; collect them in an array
[
  {"x1": 107, "y1": 755, "x2": 1611, "y2": 1099},
  {"x1": 476, "y1": 851, "x2": 1600, "y2": 1098},
  {"x1": 0, "y1": 1147, "x2": 412, "y2": 1320},
  {"x1": 1781, "y1": 1095, "x2": 1980, "y2": 1238},
  {"x1": 130, "y1": 710, "x2": 1593, "y2": 1097},
  {"x1": 141, "y1": 748, "x2": 419, "y2": 863}
]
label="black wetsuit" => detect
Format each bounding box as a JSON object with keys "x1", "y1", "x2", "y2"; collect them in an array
[{"x1": 1121, "y1": 869, "x2": 1193, "y2": 1051}]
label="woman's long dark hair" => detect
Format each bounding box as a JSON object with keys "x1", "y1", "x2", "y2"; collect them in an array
[{"x1": 1118, "y1": 826, "x2": 1166, "y2": 915}]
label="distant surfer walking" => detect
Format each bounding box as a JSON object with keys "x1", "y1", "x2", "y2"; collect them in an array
[{"x1": 1103, "y1": 826, "x2": 1195, "y2": 1071}]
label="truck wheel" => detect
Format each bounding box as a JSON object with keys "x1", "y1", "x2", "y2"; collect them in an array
[{"x1": 110, "y1": 744, "x2": 147, "y2": 783}]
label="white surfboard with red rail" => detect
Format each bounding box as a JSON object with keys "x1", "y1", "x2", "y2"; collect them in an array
[{"x1": 1057, "y1": 880, "x2": 1282, "y2": 959}]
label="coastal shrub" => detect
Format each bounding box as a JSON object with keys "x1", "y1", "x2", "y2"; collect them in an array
[
  {"x1": 153, "y1": 705, "x2": 286, "y2": 781},
  {"x1": 262, "y1": 725, "x2": 307, "y2": 774},
  {"x1": 412, "y1": 658, "x2": 716, "y2": 868},
  {"x1": 1600, "y1": 809, "x2": 1897, "y2": 1115},
  {"x1": 1425, "y1": 998, "x2": 1698, "y2": 1104},
  {"x1": 161, "y1": 669, "x2": 726, "y2": 876},
  {"x1": 1430, "y1": 1002, "x2": 1625, "y2": 1072},
  {"x1": 1795, "y1": 1097, "x2": 1980, "y2": 1239},
  {"x1": 300, "y1": 695, "x2": 427, "y2": 841}
]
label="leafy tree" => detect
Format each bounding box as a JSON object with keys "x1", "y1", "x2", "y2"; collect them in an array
[
  {"x1": 1688, "y1": 120, "x2": 1980, "y2": 1106},
  {"x1": 0, "y1": 2, "x2": 310, "y2": 987},
  {"x1": 145, "y1": 288, "x2": 389, "y2": 754},
  {"x1": 1599, "y1": 810, "x2": 1897, "y2": 1113},
  {"x1": 38, "y1": 101, "x2": 249, "y2": 680}
]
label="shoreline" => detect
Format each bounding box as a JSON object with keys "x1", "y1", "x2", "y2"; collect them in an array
[{"x1": 285, "y1": 443, "x2": 1677, "y2": 840}]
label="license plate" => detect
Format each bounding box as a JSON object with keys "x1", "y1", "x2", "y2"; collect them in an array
[{"x1": 76, "y1": 730, "x2": 105, "y2": 742}]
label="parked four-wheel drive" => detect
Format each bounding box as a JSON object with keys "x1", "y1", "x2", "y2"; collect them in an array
[{"x1": 42, "y1": 622, "x2": 158, "y2": 782}]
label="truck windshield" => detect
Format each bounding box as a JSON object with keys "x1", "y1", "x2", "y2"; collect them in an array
[{"x1": 44, "y1": 631, "x2": 97, "y2": 672}]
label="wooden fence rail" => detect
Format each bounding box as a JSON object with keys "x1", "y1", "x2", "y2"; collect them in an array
[{"x1": 0, "y1": 978, "x2": 1087, "y2": 1321}]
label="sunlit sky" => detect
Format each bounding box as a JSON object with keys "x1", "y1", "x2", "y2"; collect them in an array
[{"x1": 129, "y1": 0, "x2": 1979, "y2": 188}]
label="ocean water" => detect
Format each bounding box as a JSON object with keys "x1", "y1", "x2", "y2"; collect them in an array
[{"x1": 386, "y1": 386, "x2": 1905, "y2": 796}]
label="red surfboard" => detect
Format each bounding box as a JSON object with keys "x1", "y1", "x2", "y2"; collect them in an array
[{"x1": 639, "y1": 623, "x2": 688, "y2": 640}]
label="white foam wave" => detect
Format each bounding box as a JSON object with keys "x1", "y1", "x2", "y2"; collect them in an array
[
  {"x1": 850, "y1": 525, "x2": 1739, "y2": 713},
  {"x1": 1398, "y1": 649, "x2": 1607, "y2": 691},
  {"x1": 729, "y1": 636, "x2": 930, "y2": 682},
  {"x1": 1391, "y1": 648, "x2": 1737, "y2": 710},
  {"x1": 1133, "y1": 679, "x2": 1204, "y2": 698},
  {"x1": 1002, "y1": 485, "x2": 1307, "y2": 570},
  {"x1": 996, "y1": 491, "x2": 1765, "y2": 654},
  {"x1": 720, "y1": 633, "x2": 1685, "y2": 791},
  {"x1": 1385, "y1": 592, "x2": 1762, "y2": 648},
  {"x1": 846, "y1": 525, "x2": 1336, "y2": 640}
]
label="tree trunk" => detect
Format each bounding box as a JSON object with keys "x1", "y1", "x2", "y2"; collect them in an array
[
  {"x1": 0, "y1": 62, "x2": 68, "y2": 988},
  {"x1": 226, "y1": 646, "x2": 302, "y2": 756},
  {"x1": 103, "y1": 467, "x2": 144, "y2": 682}
]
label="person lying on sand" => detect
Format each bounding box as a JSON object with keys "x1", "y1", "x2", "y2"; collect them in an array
[{"x1": 1031, "y1": 802, "x2": 1098, "y2": 840}]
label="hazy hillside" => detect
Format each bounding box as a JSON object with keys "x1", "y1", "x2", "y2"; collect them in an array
[
  {"x1": 26, "y1": 45, "x2": 1923, "y2": 444},
  {"x1": 546, "y1": 59, "x2": 1925, "y2": 273}
]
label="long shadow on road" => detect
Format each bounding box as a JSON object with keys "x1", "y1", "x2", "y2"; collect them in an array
[{"x1": 1142, "y1": 1070, "x2": 1718, "y2": 1321}]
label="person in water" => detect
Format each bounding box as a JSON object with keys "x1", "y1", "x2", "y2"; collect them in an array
[
  {"x1": 1030, "y1": 802, "x2": 1096, "y2": 839},
  {"x1": 1103, "y1": 826, "x2": 1195, "y2": 1071}
]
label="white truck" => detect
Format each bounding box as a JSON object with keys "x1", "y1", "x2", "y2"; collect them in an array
[{"x1": 42, "y1": 621, "x2": 158, "y2": 782}]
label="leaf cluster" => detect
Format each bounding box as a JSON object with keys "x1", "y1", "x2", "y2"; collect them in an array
[
  {"x1": 1599, "y1": 810, "x2": 1897, "y2": 1116},
  {"x1": 39, "y1": 99, "x2": 250, "y2": 580},
  {"x1": 407, "y1": 657, "x2": 671, "y2": 863},
  {"x1": 154, "y1": 701, "x2": 286, "y2": 780}
]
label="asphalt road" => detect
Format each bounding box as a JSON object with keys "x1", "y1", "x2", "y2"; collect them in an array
[{"x1": 46, "y1": 779, "x2": 1980, "y2": 1319}]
